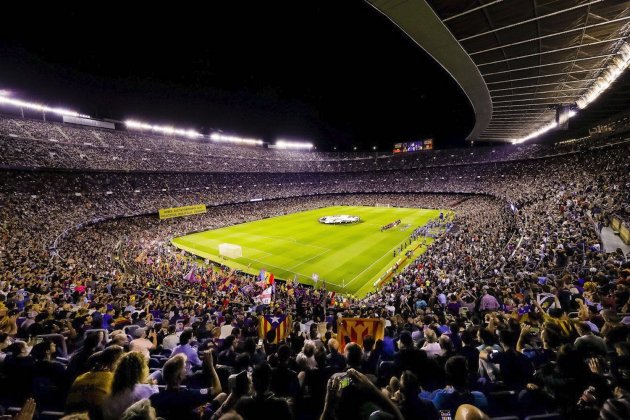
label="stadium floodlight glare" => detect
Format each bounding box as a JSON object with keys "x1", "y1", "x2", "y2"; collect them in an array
[
  {"x1": 275, "y1": 140, "x2": 314, "y2": 150},
  {"x1": 509, "y1": 41, "x2": 630, "y2": 144},
  {"x1": 0, "y1": 96, "x2": 89, "y2": 118},
  {"x1": 576, "y1": 42, "x2": 630, "y2": 109},
  {"x1": 210, "y1": 133, "x2": 263, "y2": 146},
  {"x1": 511, "y1": 110, "x2": 578, "y2": 144},
  {"x1": 125, "y1": 120, "x2": 202, "y2": 138}
]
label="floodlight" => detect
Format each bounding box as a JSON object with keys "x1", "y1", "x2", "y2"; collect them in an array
[
  {"x1": 210, "y1": 133, "x2": 263, "y2": 145},
  {"x1": 275, "y1": 140, "x2": 314, "y2": 149},
  {"x1": 125, "y1": 120, "x2": 202, "y2": 138},
  {"x1": 0, "y1": 96, "x2": 87, "y2": 118}
]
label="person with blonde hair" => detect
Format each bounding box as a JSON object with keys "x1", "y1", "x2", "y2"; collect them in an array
[
  {"x1": 422, "y1": 329, "x2": 442, "y2": 358},
  {"x1": 101, "y1": 352, "x2": 158, "y2": 420}
]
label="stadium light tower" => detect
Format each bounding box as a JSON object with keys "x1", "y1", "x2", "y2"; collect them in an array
[{"x1": 275, "y1": 140, "x2": 314, "y2": 150}]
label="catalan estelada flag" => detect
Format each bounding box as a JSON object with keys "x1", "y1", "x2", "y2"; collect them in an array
[
  {"x1": 337, "y1": 318, "x2": 385, "y2": 350},
  {"x1": 259, "y1": 314, "x2": 291, "y2": 344}
]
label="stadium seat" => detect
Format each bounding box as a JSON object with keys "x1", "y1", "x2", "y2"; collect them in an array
[
  {"x1": 486, "y1": 391, "x2": 518, "y2": 417},
  {"x1": 36, "y1": 334, "x2": 67, "y2": 358},
  {"x1": 84, "y1": 328, "x2": 109, "y2": 344},
  {"x1": 123, "y1": 325, "x2": 140, "y2": 336}
]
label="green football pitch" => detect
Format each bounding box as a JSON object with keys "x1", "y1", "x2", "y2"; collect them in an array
[{"x1": 171, "y1": 206, "x2": 446, "y2": 297}]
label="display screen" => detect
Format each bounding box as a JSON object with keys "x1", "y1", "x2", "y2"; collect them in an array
[{"x1": 393, "y1": 139, "x2": 433, "y2": 153}]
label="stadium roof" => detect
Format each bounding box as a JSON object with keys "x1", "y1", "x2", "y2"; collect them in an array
[{"x1": 368, "y1": 0, "x2": 630, "y2": 143}]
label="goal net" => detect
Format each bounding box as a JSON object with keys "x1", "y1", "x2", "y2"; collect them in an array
[{"x1": 219, "y1": 243, "x2": 242, "y2": 259}]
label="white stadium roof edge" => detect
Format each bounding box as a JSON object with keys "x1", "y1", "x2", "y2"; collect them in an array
[{"x1": 366, "y1": 0, "x2": 630, "y2": 144}]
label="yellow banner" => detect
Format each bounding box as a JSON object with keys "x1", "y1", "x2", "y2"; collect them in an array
[
  {"x1": 337, "y1": 318, "x2": 385, "y2": 350},
  {"x1": 158, "y1": 204, "x2": 207, "y2": 220}
]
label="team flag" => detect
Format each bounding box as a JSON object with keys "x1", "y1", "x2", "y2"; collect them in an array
[
  {"x1": 259, "y1": 313, "x2": 291, "y2": 344},
  {"x1": 259, "y1": 269, "x2": 275, "y2": 286},
  {"x1": 255, "y1": 286, "x2": 273, "y2": 304},
  {"x1": 337, "y1": 318, "x2": 385, "y2": 350},
  {"x1": 183, "y1": 267, "x2": 197, "y2": 283}
]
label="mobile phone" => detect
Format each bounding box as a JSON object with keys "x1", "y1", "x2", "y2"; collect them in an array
[
  {"x1": 529, "y1": 327, "x2": 539, "y2": 334},
  {"x1": 338, "y1": 374, "x2": 352, "y2": 389}
]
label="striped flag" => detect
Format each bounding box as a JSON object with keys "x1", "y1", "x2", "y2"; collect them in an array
[
  {"x1": 259, "y1": 314, "x2": 291, "y2": 344},
  {"x1": 260, "y1": 269, "x2": 274, "y2": 286},
  {"x1": 337, "y1": 318, "x2": 385, "y2": 350}
]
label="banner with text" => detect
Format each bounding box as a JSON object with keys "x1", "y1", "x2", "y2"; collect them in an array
[{"x1": 158, "y1": 204, "x2": 207, "y2": 220}]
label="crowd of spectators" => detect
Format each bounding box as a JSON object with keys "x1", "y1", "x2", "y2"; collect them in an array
[
  {"x1": 2, "y1": 113, "x2": 628, "y2": 173},
  {"x1": 0, "y1": 115, "x2": 629, "y2": 419}
]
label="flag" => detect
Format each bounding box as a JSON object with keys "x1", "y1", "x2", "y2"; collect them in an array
[
  {"x1": 260, "y1": 269, "x2": 274, "y2": 286},
  {"x1": 255, "y1": 286, "x2": 273, "y2": 304},
  {"x1": 184, "y1": 267, "x2": 197, "y2": 282},
  {"x1": 134, "y1": 251, "x2": 146, "y2": 263},
  {"x1": 265, "y1": 272, "x2": 275, "y2": 286},
  {"x1": 218, "y1": 276, "x2": 232, "y2": 291},
  {"x1": 259, "y1": 313, "x2": 291, "y2": 344},
  {"x1": 337, "y1": 318, "x2": 385, "y2": 350}
]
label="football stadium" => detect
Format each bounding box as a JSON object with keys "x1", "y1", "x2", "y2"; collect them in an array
[{"x1": 1, "y1": 2, "x2": 630, "y2": 420}]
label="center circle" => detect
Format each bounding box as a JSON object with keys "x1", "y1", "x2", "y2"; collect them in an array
[{"x1": 318, "y1": 215, "x2": 360, "y2": 224}]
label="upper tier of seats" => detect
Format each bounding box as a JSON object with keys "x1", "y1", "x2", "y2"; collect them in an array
[{"x1": 2, "y1": 114, "x2": 628, "y2": 173}]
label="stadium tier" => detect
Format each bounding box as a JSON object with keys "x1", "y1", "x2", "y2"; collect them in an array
[
  {"x1": 1, "y1": 110, "x2": 629, "y2": 419},
  {"x1": 2, "y1": 113, "x2": 630, "y2": 173}
]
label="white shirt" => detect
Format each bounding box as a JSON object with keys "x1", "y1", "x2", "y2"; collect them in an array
[
  {"x1": 162, "y1": 334, "x2": 179, "y2": 351},
  {"x1": 102, "y1": 383, "x2": 158, "y2": 420},
  {"x1": 129, "y1": 338, "x2": 154, "y2": 359}
]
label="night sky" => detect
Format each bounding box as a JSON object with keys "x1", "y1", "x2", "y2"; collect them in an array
[{"x1": 0, "y1": 1, "x2": 474, "y2": 151}]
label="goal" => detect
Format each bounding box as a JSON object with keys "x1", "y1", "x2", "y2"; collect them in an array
[{"x1": 219, "y1": 243, "x2": 242, "y2": 259}]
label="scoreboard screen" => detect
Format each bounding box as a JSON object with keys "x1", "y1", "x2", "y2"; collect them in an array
[{"x1": 393, "y1": 139, "x2": 433, "y2": 153}]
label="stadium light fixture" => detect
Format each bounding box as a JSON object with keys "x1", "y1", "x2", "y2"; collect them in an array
[
  {"x1": 511, "y1": 119, "x2": 561, "y2": 144},
  {"x1": 210, "y1": 133, "x2": 263, "y2": 146},
  {"x1": 275, "y1": 140, "x2": 314, "y2": 150},
  {"x1": 0, "y1": 95, "x2": 89, "y2": 118},
  {"x1": 511, "y1": 41, "x2": 630, "y2": 144},
  {"x1": 576, "y1": 42, "x2": 630, "y2": 109},
  {"x1": 125, "y1": 120, "x2": 202, "y2": 138}
]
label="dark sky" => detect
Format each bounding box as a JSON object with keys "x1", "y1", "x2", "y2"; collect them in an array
[{"x1": 0, "y1": 1, "x2": 474, "y2": 151}]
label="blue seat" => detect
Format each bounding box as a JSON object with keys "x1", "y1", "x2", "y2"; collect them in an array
[{"x1": 487, "y1": 391, "x2": 518, "y2": 417}]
